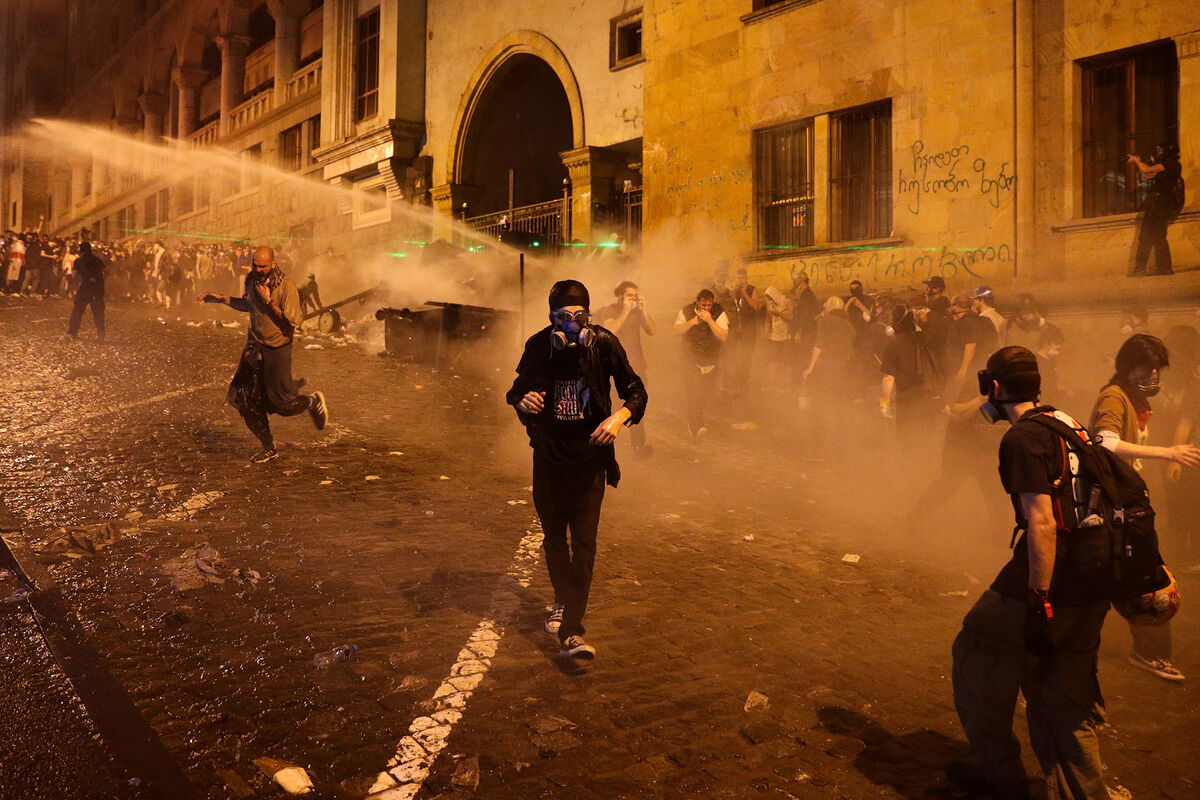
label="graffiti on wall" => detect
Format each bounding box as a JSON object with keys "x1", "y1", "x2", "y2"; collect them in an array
[
  {"x1": 789, "y1": 242, "x2": 1012, "y2": 287},
  {"x1": 897, "y1": 140, "x2": 1016, "y2": 213}
]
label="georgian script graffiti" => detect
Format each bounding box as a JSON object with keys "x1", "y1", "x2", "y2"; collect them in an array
[
  {"x1": 793, "y1": 243, "x2": 1012, "y2": 286},
  {"x1": 897, "y1": 140, "x2": 1016, "y2": 213}
]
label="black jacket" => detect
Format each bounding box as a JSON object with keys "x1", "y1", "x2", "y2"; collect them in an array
[{"x1": 506, "y1": 325, "x2": 647, "y2": 486}]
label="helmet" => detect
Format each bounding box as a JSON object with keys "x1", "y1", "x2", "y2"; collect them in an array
[{"x1": 1113, "y1": 567, "x2": 1180, "y2": 625}]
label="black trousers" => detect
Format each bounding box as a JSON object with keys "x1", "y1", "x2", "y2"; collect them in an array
[
  {"x1": 227, "y1": 341, "x2": 311, "y2": 449},
  {"x1": 68, "y1": 286, "x2": 105, "y2": 337},
  {"x1": 532, "y1": 455, "x2": 606, "y2": 642},
  {"x1": 1133, "y1": 211, "x2": 1172, "y2": 275}
]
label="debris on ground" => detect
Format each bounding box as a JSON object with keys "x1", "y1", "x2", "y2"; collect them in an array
[
  {"x1": 389, "y1": 451, "x2": 404, "y2": 456},
  {"x1": 365, "y1": 475, "x2": 381, "y2": 481},
  {"x1": 40, "y1": 522, "x2": 122, "y2": 556},
  {"x1": 938, "y1": 589, "x2": 970, "y2": 597},
  {"x1": 451, "y1": 755, "x2": 480, "y2": 791},
  {"x1": 213, "y1": 768, "x2": 255, "y2": 798},
  {"x1": 160, "y1": 610, "x2": 191, "y2": 628},
  {"x1": 842, "y1": 554, "x2": 861, "y2": 564},
  {"x1": 157, "y1": 484, "x2": 179, "y2": 493},
  {"x1": 397, "y1": 675, "x2": 429, "y2": 691},
  {"x1": 438, "y1": 475, "x2": 451, "y2": 481},
  {"x1": 304, "y1": 344, "x2": 324, "y2": 350},
  {"x1": 252, "y1": 757, "x2": 314, "y2": 795},
  {"x1": 506, "y1": 500, "x2": 527, "y2": 505},
  {"x1": 742, "y1": 534, "x2": 755, "y2": 542},
  {"x1": 162, "y1": 544, "x2": 226, "y2": 592},
  {"x1": 744, "y1": 690, "x2": 770, "y2": 712},
  {"x1": 731, "y1": 421, "x2": 759, "y2": 431},
  {"x1": 313, "y1": 644, "x2": 358, "y2": 668}
]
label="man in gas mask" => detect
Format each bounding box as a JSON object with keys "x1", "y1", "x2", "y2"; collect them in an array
[
  {"x1": 507, "y1": 280, "x2": 647, "y2": 660},
  {"x1": 951, "y1": 346, "x2": 1114, "y2": 800},
  {"x1": 1089, "y1": 333, "x2": 1200, "y2": 681}
]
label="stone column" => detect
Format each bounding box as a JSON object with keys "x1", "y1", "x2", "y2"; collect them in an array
[
  {"x1": 173, "y1": 65, "x2": 209, "y2": 138},
  {"x1": 559, "y1": 146, "x2": 625, "y2": 243},
  {"x1": 217, "y1": 34, "x2": 252, "y2": 133},
  {"x1": 139, "y1": 93, "x2": 167, "y2": 142},
  {"x1": 269, "y1": 0, "x2": 310, "y2": 103},
  {"x1": 319, "y1": 0, "x2": 356, "y2": 148},
  {"x1": 1176, "y1": 31, "x2": 1200, "y2": 212}
]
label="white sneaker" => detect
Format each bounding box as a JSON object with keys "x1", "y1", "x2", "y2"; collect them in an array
[
  {"x1": 1128, "y1": 652, "x2": 1185, "y2": 681},
  {"x1": 544, "y1": 604, "x2": 565, "y2": 634},
  {"x1": 559, "y1": 635, "x2": 596, "y2": 660}
]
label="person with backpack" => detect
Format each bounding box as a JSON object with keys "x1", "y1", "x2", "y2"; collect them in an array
[
  {"x1": 1089, "y1": 333, "x2": 1200, "y2": 681},
  {"x1": 1128, "y1": 142, "x2": 1183, "y2": 276},
  {"x1": 951, "y1": 346, "x2": 1117, "y2": 800}
]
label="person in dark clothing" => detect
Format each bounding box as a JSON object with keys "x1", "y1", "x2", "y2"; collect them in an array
[
  {"x1": 674, "y1": 288, "x2": 729, "y2": 438},
  {"x1": 1129, "y1": 143, "x2": 1182, "y2": 276},
  {"x1": 598, "y1": 280, "x2": 656, "y2": 454},
  {"x1": 951, "y1": 347, "x2": 1114, "y2": 800},
  {"x1": 67, "y1": 242, "x2": 106, "y2": 340},
  {"x1": 203, "y1": 246, "x2": 328, "y2": 463},
  {"x1": 880, "y1": 305, "x2": 941, "y2": 452},
  {"x1": 507, "y1": 279, "x2": 647, "y2": 660},
  {"x1": 789, "y1": 272, "x2": 821, "y2": 376},
  {"x1": 298, "y1": 273, "x2": 323, "y2": 316}
]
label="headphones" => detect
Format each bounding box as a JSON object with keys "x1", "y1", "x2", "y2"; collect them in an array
[{"x1": 550, "y1": 310, "x2": 594, "y2": 350}]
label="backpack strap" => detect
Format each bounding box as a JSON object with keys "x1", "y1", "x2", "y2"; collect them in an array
[{"x1": 1023, "y1": 412, "x2": 1123, "y2": 521}]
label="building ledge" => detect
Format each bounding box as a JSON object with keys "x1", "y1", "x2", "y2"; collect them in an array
[
  {"x1": 1051, "y1": 209, "x2": 1200, "y2": 234},
  {"x1": 743, "y1": 237, "x2": 904, "y2": 262},
  {"x1": 741, "y1": 0, "x2": 823, "y2": 26}
]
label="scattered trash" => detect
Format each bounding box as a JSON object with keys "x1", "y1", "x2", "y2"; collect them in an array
[
  {"x1": 451, "y1": 755, "x2": 480, "y2": 791},
  {"x1": 314, "y1": 644, "x2": 358, "y2": 669},
  {"x1": 742, "y1": 534, "x2": 755, "y2": 542},
  {"x1": 389, "y1": 451, "x2": 404, "y2": 456},
  {"x1": 365, "y1": 475, "x2": 381, "y2": 481},
  {"x1": 157, "y1": 484, "x2": 179, "y2": 493},
  {"x1": 319, "y1": 479, "x2": 333, "y2": 485},
  {"x1": 40, "y1": 522, "x2": 122, "y2": 556},
  {"x1": 425, "y1": 510, "x2": 435, "y2": 516},
  {"x1": 233, "y1": 568, "x2": 262, "y2": 585},
  {"x1": 939, "y1": 589, "x2": 970, "y2": 597},
  {"x1": 252, "y1": 758, "x2": 314, "y2": 795},
  {"x1": 438, "y1": 475, "x2": 451, "y2": 481},
  {"x1": 3, "y1": 587, "x2": 29, "y2": 604},
  {"x1": 731, "y1": 421, "x2": 759, "y2": 431},
  {"x1": 506, "y1": 500, "x2": 527, "y2": 505},
  {"x1": 186, "y1": 321, "x2": 203, "y2": 327},
  {"x1": 842, "y1": 554, "x2": 861, "y2": 564},
  {"x1": 124, "y1": 511, "x2": 143, "y2": 522},
  {"x1": 304, "y1": 344, "x2": 324, "y2": 350},
  {"x1": 162, "y1": 544, "x2": 226, "y2": 592},
  {"x1": 414, "y1": 385, "x2": 424, "y2": 390},
  {"x1": 397, "y1": 674, "x2": 429, "y2": 692},
  {"x1": 529, "y1": 715, "x2": 576, "y2": 734},
  {"x1": 744, "y1": 690, "x2": 770, "y2": 712}
]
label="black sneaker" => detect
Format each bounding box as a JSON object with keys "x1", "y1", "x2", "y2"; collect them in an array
[
  {"x1": 945, "y1": 761, "x2": 1031, "y2": 800},
  {"x1": 250, "y1": 447, "x2": 279, "y2": 463},
  {"x1": 559, "y1": 635, "x2": 596, "y2": 660},
  {"x1": 309, "y1": 391, "x2": 328, "y2": 431}
]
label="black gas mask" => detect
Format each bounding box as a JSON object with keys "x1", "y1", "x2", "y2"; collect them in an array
[
  {"x1": 1134, "y1": 374, "x2": 1161, "y2": 398},
  {"x1": 550, "y1": 309, "x2": 594, "y2": 350},
  {"x1": 977, "y1": 347, "x2": 1041, "y2": 424}
]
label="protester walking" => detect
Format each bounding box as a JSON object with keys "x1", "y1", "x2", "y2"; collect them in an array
[
  {"x1": 674, "y1": 288, "x2": 729, "y2": 439},
  {"x1": 66, "y1": 242, "x2": 106, "y2": 340},
  {"x1": 506, "y1": 279, "x2": 647, "y2": 661}
]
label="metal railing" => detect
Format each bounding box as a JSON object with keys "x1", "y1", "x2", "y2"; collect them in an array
[
  {"x1": 466, "y1": 197, "x2": 570, "y2": 247},
  {"x1": 622, "y1": 186, "x2": 642, "y2": 244}
]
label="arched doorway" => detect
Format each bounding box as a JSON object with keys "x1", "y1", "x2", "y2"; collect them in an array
[{"x1": 458, "y1": 54, "x2": 573, "y2": 217}]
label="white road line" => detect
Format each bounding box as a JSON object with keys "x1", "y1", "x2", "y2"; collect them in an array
[
  {"x1": 67, "y1": 379, "x2": 227, "y2": 428},
  {"x1": 160, "y1": 491, "x2": 225, "y2": 522},
  {"x1": 365, "y1": 524, "x2": 545, "y2": 800}
]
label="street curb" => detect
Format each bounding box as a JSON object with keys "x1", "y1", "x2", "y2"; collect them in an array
[{"x1": 0, "y1": 501, "x2": 195, "y2": 799}]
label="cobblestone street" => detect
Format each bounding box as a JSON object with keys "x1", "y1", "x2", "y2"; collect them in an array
[{"x1": 2, "y1": 296, "x2": 1198, "y2": 800}]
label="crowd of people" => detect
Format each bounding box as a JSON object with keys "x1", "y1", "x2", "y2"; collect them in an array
[{"x1": 2, "y1": 221, "x2": 326, "y2": 313}]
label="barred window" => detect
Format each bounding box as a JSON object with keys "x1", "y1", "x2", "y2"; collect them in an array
[
  {"x1": 280, "y1": 124, "x2": 303, "y2": 172},
  {"x1": 1081, "y1": 41, "x2": 1178, "y2": 218},
  {"x1": 306, "y1": 114, "x2": 321, "y2": 161},
  {"x1": 830, "y1": 100, "x2": 892, "y2": 242},
  {"x1": 353, "y1": 9, "x2": 380, "y2": 121},
  {"x1": 753, "y1": 120, "x2": 813, "y2": 250}
]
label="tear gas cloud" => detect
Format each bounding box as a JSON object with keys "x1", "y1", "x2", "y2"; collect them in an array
[{"x1": 11, "y1": 119, "x2": 1200, "y2": 576}]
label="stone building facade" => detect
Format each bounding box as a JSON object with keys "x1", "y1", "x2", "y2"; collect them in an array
[
  {"x1": 2, "y1": 0, "x2": 1199, "y2": 310},
  {"x1": 642, "y1": 0, "x2": 1200, "y2": 308}
]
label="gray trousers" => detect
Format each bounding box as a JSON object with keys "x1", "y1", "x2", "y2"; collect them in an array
[{"x1": 952, "y1": 590, "x2": 1110, "y2": 800}]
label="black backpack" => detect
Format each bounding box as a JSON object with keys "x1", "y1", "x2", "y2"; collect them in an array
[
  {"x1": 1024, "y1": 411, "x2": 1170, "y2": 602},
  {"x1": 1167, "y1": 174, "x2": 1185, "y2": 221}
]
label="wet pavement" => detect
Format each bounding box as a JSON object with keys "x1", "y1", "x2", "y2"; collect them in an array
[{"x1": 1, "y1": 294, "x2": 1198, "y2": 799}]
